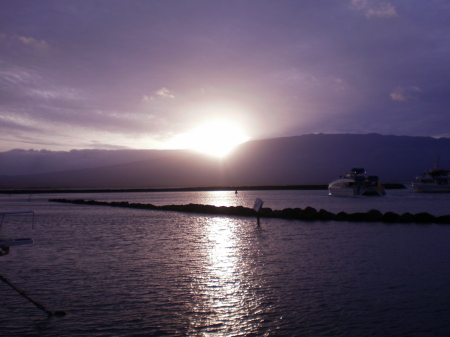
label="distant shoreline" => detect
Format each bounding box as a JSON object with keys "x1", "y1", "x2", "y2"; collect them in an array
[{"x1": 0, "y1": 183, "x2": 406, "y2": 194}]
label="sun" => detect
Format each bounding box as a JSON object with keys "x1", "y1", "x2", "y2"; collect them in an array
[{"x1": 170, "y1": 121, "x2": 250, "y2": 157}]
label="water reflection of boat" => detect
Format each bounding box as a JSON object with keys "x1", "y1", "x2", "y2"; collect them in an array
[
  {"x1": 328, "y1": 168, "x2": 386, "y2": 197},
  {"x1": 0, "y1": 211, "x2": 34, "y2": 256},
  {"x1": 412, "y1": 158, "x2": 450, "y2": 193}
]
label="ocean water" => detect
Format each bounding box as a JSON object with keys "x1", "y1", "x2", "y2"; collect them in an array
[{"x1": 1, "y1": 189, "x2": 450, "y2": 336}]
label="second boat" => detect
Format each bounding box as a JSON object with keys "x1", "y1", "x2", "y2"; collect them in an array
[{"x1": 328, "y1": 167, "x2": 386, "y2": 197}]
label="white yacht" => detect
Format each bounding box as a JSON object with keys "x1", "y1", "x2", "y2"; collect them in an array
[
  {"x1": 328, "y1": 168, "x2": 386, "y2": 197},
  {"x1": 412, "y1": 162, "x2": 450, "y2": 193}
]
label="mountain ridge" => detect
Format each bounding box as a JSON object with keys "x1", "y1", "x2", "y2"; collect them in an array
[{"x1": 1, "y1": 134, "x2": 449, "y2": 189}]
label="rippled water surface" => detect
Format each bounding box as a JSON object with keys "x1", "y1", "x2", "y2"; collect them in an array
[{"x1": 1, "y1": 190, "x2": 450, "y2": 336}]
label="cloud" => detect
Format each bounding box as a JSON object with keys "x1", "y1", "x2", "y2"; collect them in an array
[
  {"x1": 333, "y1": 78, "x2": 351, "y2": 92},
  {"x1": 350, "y1": 0, "x2": 368, "y2": 10},
  {"x1": 0, "y1": 33, "x2": 49, "y2": 53},
  {"x1": 83, "y1": 140, "x2": 131, "y2": 150},
  {"x1": 27, "y1": 87, "x2": 83, "y2": 101},
  {"x1": 155, "y1": 87, "x2": 175, "y2": 99},
  {"x1": 389, "y1": 86, "x2": 423, "y2": 102},
  {"x1": 0, "y1": 68, "x2": 39, "y2": 88},
  {"x1": 0, "y1": 116, "x2": 42, "y2": 133},
  {"x1": 366, "y1": 2, "x2": 397, "y2": 18},
  {"x1": 1, "y1": 1, "x2": 449, "y2": 150},
  {"x1": 141, "y1": 87, "x2": 175, "y2": 103},
  {"x1": 0, "y1": 67, "x2": 84, "y2": 103},
  {"x1": 16, "y1": 35, "x2": 49, "y2": 50},
  {"x1": 351, "y1": 0, "x2": 398, "y2": 19}
]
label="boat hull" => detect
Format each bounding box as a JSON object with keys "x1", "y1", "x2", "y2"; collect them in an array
[
  {"x1": 412, "y1": 183, "x2": 450, "y2": 193},
  {"x1": 328, "y1": 179, "x2": 386, "y2": 197},
  {"x1": 329, "y1": 187, "x2": 357, "y2": 197},
  {"x1": 0, "y1": 238, "x2": 33, "y2": 247},
  {"x1": 413, "y1": 164, "x2": 450, "y2": 193}
]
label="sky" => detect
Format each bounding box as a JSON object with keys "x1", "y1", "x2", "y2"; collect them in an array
[{"x1": 1, "y1": 0, "x2": 449, "y2": 153}]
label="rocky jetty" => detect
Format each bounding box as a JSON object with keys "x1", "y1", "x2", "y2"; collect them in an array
[{"x1": 48, "y1": 198, "x2": 450, "y2": 224}]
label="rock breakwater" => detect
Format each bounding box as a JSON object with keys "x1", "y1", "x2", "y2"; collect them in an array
[{"x1": 49, "y1": 198, "x2": 450, "y2": 224}]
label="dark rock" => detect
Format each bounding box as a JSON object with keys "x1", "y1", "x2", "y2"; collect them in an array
[
  {"x1": 318, "y1": 209, "x2": 335, "y2": 221},
  {"x1": 364, "y1": 209, "x2": 383, "y2": 222},
  {"x1": 280, "y1": 208, "x2": 298, "y2": 219},
  {"x1": 216, "y1": 206, "x2": 229, "y2": 215},
  {"x1": 301, "y1": 207, "x2": 318, "y2": 220},
  {"x1": 414, "y1": 212, "x2": 435, "y2": 224},
  {"x1": 200, "y1": 205, "x2": 218, "y2": 214},
  {"x1": 179, "y1": 204, "x2": 198, "y2": 212},
  {"x1": 436, "y1": 215, "x2": 450, "y2": 224},
  {"x1": 278, "y1": 207, "x2": 305, "y2": 219},
  {"x1": 398, "y1": 212, "x2": 415, "y2": 223},
  {"x1": 335, "y1": 212, "x2": 349, "y2": 221},
  {"x1": 267, "y1": 210, "x2": 283, "y2": 218},
  {"x1": 347, "y1": 212, "x2": 367, "y2": 222},
  {"x1": 293, "y1": 207, "x2": 304, "y2": 218},
  {"x1": 259, "y1": 207, "x2": 273, "y2": 216},
  {"x1": 228, "y1": 206, "x2": 241, "y2": 216},
  {"x1": 218, "y1": 205, "x2": 254, "y2": 216},
  {"x1": 158, "y1": 204, "x2": 172, "y2": 210},
  {"x1": 382, "y1": 211, "x2": 400, "y2": 223},
  {"x1": 47, "y1": 198, "x2": 450, "y2": 225}
]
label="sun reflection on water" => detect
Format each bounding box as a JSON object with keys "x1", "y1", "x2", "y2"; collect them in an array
[
  {"x1": 200, "y1": 190, "x2": 247, "y2": 208},
  {"x1": 187, "y1": 216, "x2": 264, "y2": 335}
]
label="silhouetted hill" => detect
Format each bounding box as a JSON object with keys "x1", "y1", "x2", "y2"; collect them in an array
[
  {"x1": 1, "y1": 134, "x2": 450, "y2": 189},
  {"x1": 0, "y1": 148, "x2": 169, "y2": 176}
]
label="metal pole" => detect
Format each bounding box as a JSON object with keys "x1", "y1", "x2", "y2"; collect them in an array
[{"x1": 0, "y1": 273, "x2": 66, "y2": 317}]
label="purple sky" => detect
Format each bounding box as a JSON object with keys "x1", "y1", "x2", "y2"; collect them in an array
[{"x1": 1, "y1": 0, "x2": 449, "y2": 152}]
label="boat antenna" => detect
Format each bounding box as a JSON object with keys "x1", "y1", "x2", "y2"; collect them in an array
[{"x1": 434, "y1": 155, "x2": 441, "y2": 170}]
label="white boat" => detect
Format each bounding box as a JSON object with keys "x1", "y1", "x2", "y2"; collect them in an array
[
  {"x1": 328, "y1": 168, "x2": 386, "y2": 197},
  {"x1": 412, "y1": 159, "x2": 450, "y2": 193},
  {"x1": 0, "y1": 211, "x2": 34, "y2": 256}
]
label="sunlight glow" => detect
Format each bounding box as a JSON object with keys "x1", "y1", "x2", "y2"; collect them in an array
[{"x1": 170, "y1": 121, "x2": 250, "y2": 157}]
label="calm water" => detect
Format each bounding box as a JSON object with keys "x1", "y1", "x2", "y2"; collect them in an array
[{"x1": 1, "y1": 189, "x2": 450, "y2": 336}]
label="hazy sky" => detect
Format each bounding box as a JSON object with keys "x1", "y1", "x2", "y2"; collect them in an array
[{"x1": 1, "y1": 0, "x2": 449, "y2": 152}]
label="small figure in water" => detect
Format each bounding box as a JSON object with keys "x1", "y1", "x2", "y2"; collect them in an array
[{"x1": 235, "y1": 190, "x2": 238, "y2": 195}]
